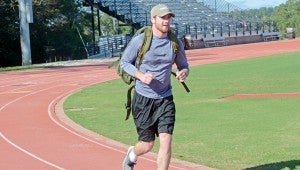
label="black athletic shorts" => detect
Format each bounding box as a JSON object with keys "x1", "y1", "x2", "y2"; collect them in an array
[{"x1": 132, "y1": 91, "x2": 176, "y2": 142}]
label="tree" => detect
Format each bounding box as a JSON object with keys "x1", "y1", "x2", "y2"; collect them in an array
[
  {"x1": 0, "y1": 0, "x2": 88, "y2": 67},
  {"x1": 30, "y1": 0, "x2": 86, "y2": 63},
  {"x1": 0, "y1": 0, "x2": 21, "y2": 66},
  {"x1": 274, "y1": 0, "x2": 300, "y2": 37}
]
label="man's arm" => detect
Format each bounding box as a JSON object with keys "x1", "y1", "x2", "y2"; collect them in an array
[
  {"x1": 119, "y1": 35, "x2": 143, "y2": 76},
  {"x1": 175, "y1": 39, "x2": 189, "y2": 82}
]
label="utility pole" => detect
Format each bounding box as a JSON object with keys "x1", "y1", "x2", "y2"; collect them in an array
[{"x1": 18, "y1": 0, "x2": 33, "y2": 66}]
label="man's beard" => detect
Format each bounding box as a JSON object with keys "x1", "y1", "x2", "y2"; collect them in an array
[{"x1": 158, "y1": 25, "x2": 169, "y2": 33}]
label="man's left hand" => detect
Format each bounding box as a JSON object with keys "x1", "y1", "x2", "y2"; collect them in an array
[{"x1": 176, "y1": 69, "x2": 189, "y2": 82}]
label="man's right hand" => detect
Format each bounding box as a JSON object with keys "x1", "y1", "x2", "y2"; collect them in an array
[{"x1": 135, "y1": 71, "x2": 155, "y2": 85}]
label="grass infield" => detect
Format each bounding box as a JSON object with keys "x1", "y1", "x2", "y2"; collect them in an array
[{"x1": 64, "y1": 52, "x2": 300, "y2": 170}]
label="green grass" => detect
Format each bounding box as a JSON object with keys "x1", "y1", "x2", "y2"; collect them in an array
[{"x1": 64, "y1": 51, "x2": 300, "y2": 170}]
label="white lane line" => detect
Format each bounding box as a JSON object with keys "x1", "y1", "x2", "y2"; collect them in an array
[
  {"x1": 48, "y1": 87, "x2": 132, "y2": 154},
  {"x1": 48, "y1": 86, "x2": 187, "y2": 170},
  {"x1": 0, "y1": 132, "x2": 65, "y2": 170},
  {"x1": 0, "y1": 86, "x2": 67, "y2": 169}
]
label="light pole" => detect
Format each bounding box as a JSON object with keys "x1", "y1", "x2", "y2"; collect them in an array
[{"x1": 18, "y1": 0, "x2": 33, "y2": 66}]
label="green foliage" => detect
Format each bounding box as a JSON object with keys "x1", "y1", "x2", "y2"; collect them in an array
[
  {"x1": 118, "y1": 24, "x2": 132, "y2": 35},
  {"x1": 274, "y1": 0, "x2": 300, "y2": 36},
  {"x1": 0, "y1": 0, "x2": 132, "y2": 67},
  {"x1": 92, "y1": 12, "x2": 131, "y2": 37},
  {"x1": 229, "y1": 2, "x2": 300, "y2": 36},
  {"x1": 0, "y1": 0, "x2": 87, "y2": 66},
  {"x1": 237, "y1": 7, "x2": 275, "y2": 23},
  {"x1": 30, "y1": 0, "x2": 86, "y2": 63},
  {"x1": 100, "y1": 13, "x2": 117, "y2": 35},
  {"x1": 0, "y1": 0, "x2": 21, "y2": 66}
]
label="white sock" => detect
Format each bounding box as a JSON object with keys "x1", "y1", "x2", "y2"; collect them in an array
[{"x1": 129, "y1": 149, "x2": 137, "y2": 162}]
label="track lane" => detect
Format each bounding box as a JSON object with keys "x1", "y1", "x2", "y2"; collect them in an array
[{"x1": 0, "y1": 132, "x2": 56, "y2": 170}]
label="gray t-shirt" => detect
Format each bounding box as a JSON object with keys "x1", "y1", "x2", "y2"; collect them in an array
[{"x1": 120, "y1": 33, "x2": 189, "y2": 99}]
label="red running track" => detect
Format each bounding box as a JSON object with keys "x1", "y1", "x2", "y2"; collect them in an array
[{"x1": 1, "y1": 39, "x2": 299, "y2": 170}]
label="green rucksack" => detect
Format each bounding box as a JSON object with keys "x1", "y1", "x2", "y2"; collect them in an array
[{"x1": 111, "y1": 26, "x2": 189, "y2": 120}]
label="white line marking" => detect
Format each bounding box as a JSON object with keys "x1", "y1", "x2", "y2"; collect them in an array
[
  {"x1": 0, "y1": 86, "x2": 66, "y2": 169},
  {"x1": 48, "y1": 87, "x2": 186, "y2": 170},
  {"x1": 0, "y1": 132, "x2": 65, "y2": 170}
]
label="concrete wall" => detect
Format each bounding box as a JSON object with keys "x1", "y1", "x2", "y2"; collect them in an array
[{"x1": 183, "y1": 35, "x2": 264, "y2": 49}]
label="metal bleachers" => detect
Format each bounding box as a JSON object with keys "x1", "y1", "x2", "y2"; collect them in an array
[
  {"x1": 86, "y1": 34, "x2": 130, "y2": 58},
  {"x1": 89, "y1": 0, "x2": 241, "y2": 38},
  {"x1": 84, "y1": 0, "x2": 278, "y2": 57}
]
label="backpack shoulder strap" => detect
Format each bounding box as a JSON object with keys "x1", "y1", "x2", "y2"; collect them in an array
[
  {"x1": 137, "y1": 26, "x2": 152, "y2": 67},
  {"x1": 168, "y1": 30, "x2": 180, "y2": 55}
]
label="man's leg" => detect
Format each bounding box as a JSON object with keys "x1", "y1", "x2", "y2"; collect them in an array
[
  {"x1": 134, "y1": 140, "x2": 154, "y2": 156},
  {"x1": 123, "y1": 141, "x2": 154, "y2": 170},
  {"x1": 157, "y1": 133, "x2": 172, "y2": 170}
]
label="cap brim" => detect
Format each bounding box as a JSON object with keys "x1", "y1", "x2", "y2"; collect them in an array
[{"x1": 157, "y1": 12, "x2": 175, "y2": 18}]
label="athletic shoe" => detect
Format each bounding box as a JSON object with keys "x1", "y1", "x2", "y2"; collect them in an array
[{"x1": 123, "y1": 146, "x2": 136, "y2": 170}]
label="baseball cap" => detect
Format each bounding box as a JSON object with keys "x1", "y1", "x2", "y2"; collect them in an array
[{"x1": 151, "y1": 4, "x2": 175, "y2": 18}]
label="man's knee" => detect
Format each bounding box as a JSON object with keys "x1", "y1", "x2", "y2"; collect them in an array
[
  {"x1": 159, "y1": 133, "x2": 172, "y2": 142},
  {"x1": 138, "y1": 140, "x2": 154, "y2": 153}
]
